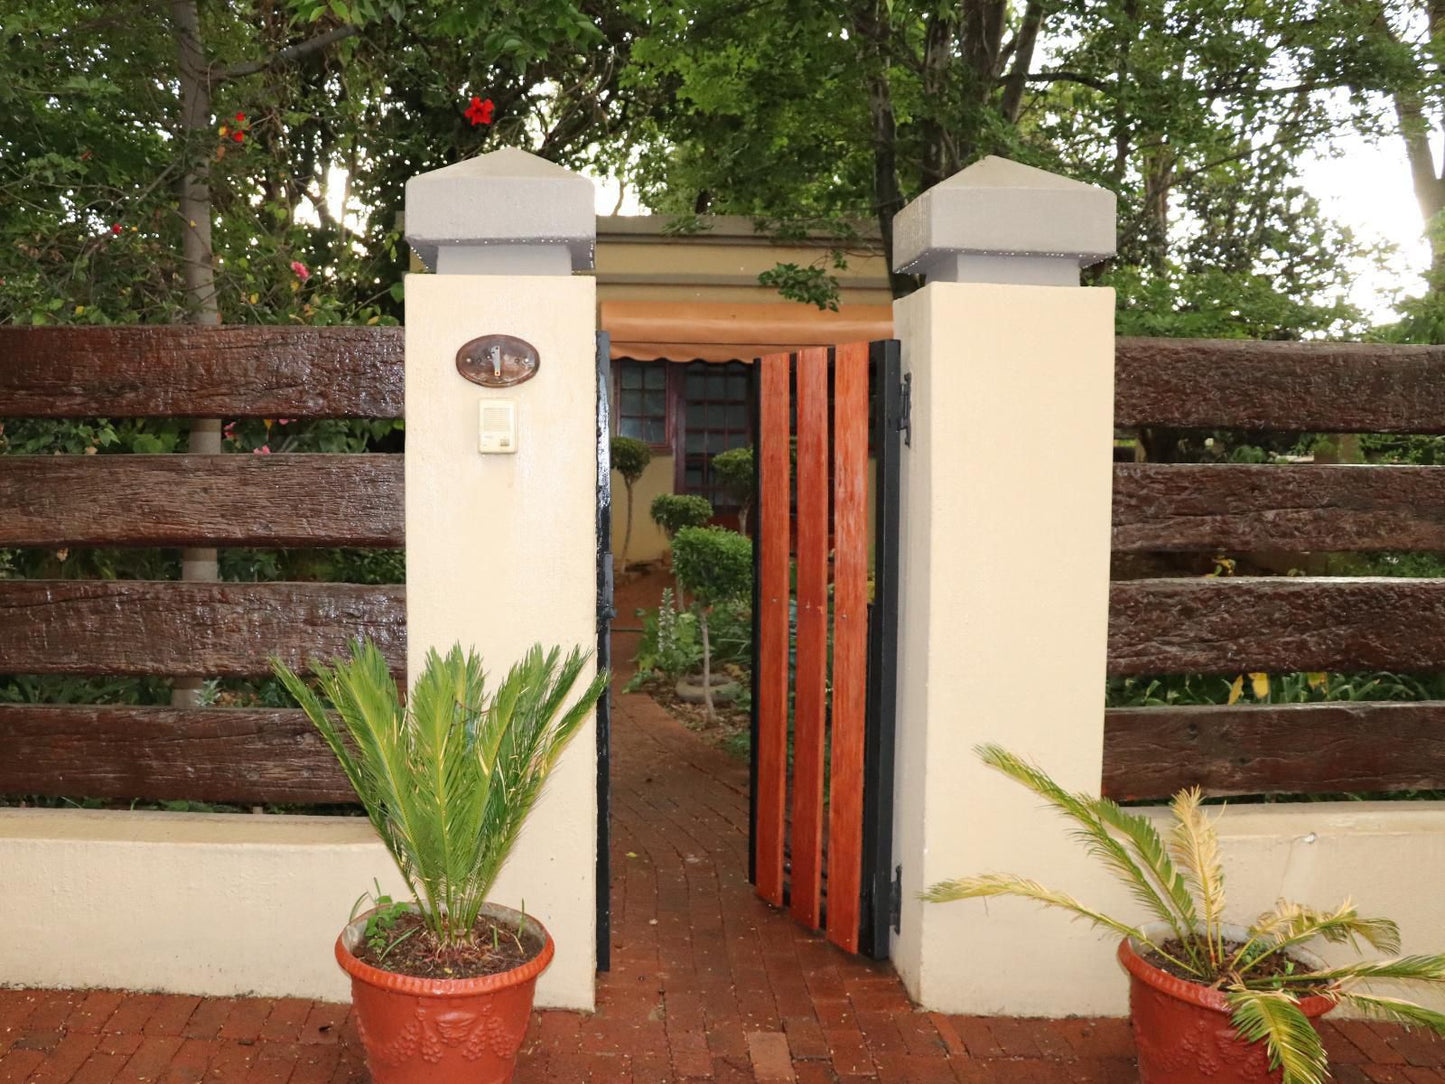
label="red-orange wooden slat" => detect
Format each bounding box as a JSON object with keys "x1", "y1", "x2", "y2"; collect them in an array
[
  {"x1": 826, "y1": 342, "x2": 870, "y2": 952},
  {"x1": 790, "y1": 346, "x2": 830, "y2": 930},
  {"x1": 754, "y1": 352, "x2": 793, "y2": 908}
]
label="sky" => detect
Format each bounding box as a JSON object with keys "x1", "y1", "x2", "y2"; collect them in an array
[
  {"x1": 1299, "y1": 131, "x2": 1432, "y2": 323},
  {"x1": 591, "y1": 132, "x2": 1435, "y2": 328}
]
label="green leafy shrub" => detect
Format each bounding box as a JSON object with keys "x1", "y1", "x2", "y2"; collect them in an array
[
  {"x1": 672, "y1": 526, "x2": 752, "y2": 718},
  {"x1": 625, "y1": 587, "x2": 702, "y2": 690},
  {"x1": 925, "y1": 745, "x2": 1445, "y2": 1084},
  {"x1": 650, "y1": 493, "x2": 713, "y2": 539},
  {"x1": 275, "y1": 641, "x2": 608, "y2": 952},
  {"x1": 611, "y1": 436, "x2": 652, "y2": 570},
  {"x1": 710, "y1": 446, "x2": 755, "y2": 535}
]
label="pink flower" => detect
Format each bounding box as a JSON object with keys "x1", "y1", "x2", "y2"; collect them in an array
[
  {"x1": 290, "y1": 260, "x2": 309, "y2": 282},
  {"x1": 253, "y1": 445, "x2": 271, "y2": 455},
  {"x1": 222, "y1": 421, "x2": 237, "y2": 440},
  {"x1": 277, "y1": 418, "x2": 293, "y2": 426}
]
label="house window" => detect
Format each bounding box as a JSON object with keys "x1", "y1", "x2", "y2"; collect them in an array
[
  {"x1": 615, "y1": 361, "x2": 669, "y2": 448},
  {"x1": 680, "y1": 362, "x2": 752, "y2": 510}
]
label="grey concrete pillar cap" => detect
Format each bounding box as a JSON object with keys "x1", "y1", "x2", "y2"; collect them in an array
[
  {"x1": 404, "y1": 147, "x2": 596, "y2": 274},
  {"x1": 892, "y1": 156, "x2": 1117, "y2": 286}
]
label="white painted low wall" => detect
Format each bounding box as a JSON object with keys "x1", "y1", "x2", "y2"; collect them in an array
[
  {"x1": 910, "y1": 798, "x2": 1445, "y2": 1017},
  {"x1": 0, "y1": 806, "x2": 585, "y2": 1008}
]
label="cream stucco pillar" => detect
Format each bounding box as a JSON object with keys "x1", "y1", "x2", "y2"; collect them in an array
[
  {"x1": 404, "y1": 148, "x2": 599, "y2": 1010},
  {"x1": 888, "y1": 157, "x2": 1119, "y2": 1013}
]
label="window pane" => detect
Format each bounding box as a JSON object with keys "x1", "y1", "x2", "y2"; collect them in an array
[
  {"x1": 727, "y1": 404, "x2": 747, "y2": 428},
  {"x1": 728, "y1": 375, "x2": 748, "y2": 398},
  {"x1": 708, "y1": 431, "x2": 726, "y2": 452},
  {"x1": 644, "y1": 419, "x2": 666, "y2": 444},
  {"x1": 686, "y1": 431, "x2": 705, "y2": 452},
  {"x1": 644, "y1": 366, "x2": 667, "y2": 389},
  {"x1": 621, "y1": 366, "x2": 643, "y2": 390},
  {"x1": 621, "y1": 390, "x2": 642, "y2": 415},
  {"x1": 708, "y1": 373, "x2": 726, "y2": 398},
  {"x1": 620, "y1": 417, "x2": 642, "y2": 439},
  {"x1": 687, "y1": 403, "x2": 705, "y2": 426},
  {"x1": 686, "y1": 370, "x2": 708, "y2": 396},
  {"x1": 685, "y1": 469, "x2": 703, "y2": 486},
  {"x1": 644, "y1": 390, "x2": 666, "y2": 416},
  {"x1": 726, "y1": 431, "x2": 749, "y2": 450},
  {"x1": 707, "y1": 403, "x2": 727, "y2": 426}
]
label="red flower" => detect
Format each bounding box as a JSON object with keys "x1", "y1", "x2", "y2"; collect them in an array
[
  {"x1": 110, "y1": 224, "x2": 122, "y2": 235},
  {"x1": 233, "y1": 130, "x2": 244, "y2": 143},
  {"x1": 290, "y1": 260, "x2": 310, "y2": 282},
  {"x1": 235, "y1": 112, "x2": 245, "y2": 123},
  {"x1": 465, "y1": 96, "x2": 495, "y2": 126}
]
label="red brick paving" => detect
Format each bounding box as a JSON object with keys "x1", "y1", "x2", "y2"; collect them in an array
[{"x1": 4, "y1": 582, "x2": 1445, "y2": 1081}]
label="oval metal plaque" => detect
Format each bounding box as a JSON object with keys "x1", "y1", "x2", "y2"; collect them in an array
[{"x1": 455, "y1": 334, "x2": 540, "y2": 388}]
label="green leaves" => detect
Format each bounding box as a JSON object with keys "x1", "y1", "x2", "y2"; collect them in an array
[
  {"x1": 671, "y1": 527, "x2": 752, "y2": 608},
  {"x1": 1227, "y1": 989, "x2": 1328, "y2": 1084},
  {"x1": 274, "y1": 640, "x2": 608, "y2": 948},
  {"x1": 925, "y1": 744, "x2": 1445, "y2": 1082}
]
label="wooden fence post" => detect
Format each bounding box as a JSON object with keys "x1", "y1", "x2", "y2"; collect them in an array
[
  {"x1": 403, "y1": 148, "x2": 599, "y2": 1009},
  {"x1": 888, "y1": 157, "x2": 1118, "y2": 1013}
]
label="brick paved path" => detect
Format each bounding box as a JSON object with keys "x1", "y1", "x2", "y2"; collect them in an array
[{"x1": 4, "y1": 592, "x2": 1445, "y2": 1079}]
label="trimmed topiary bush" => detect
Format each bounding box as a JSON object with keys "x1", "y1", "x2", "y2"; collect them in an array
[
  {"x1": 710, "y1": 445, "x2": 754, "y2": 536},
  {"x1": 672, "y1": 525, "x2": 752, "y2": 718},
  {"x1": 611, "y1": 436, "x2": 652, "y2": 570},
  {"x1": 650, "y1": 493, "x2": 713, "y2": 539}
]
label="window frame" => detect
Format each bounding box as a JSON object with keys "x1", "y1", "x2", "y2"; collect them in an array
[{"x1": 611, "y1": 359, "x2": 677, "y2": 454}]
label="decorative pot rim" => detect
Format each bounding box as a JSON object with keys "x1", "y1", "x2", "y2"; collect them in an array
[
  {"x1": 335, "y1": 900, "x2": 555, "y2": 997},
  {"x1": 1117, "y1": 921, "x2": 1336, "y2": 1018}
]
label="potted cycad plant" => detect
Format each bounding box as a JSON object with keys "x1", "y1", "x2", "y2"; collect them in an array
[
  {"x1": 275, "y1": 641, "x2": 607, "y2": 1084},
  {"x1": 924, "y1": 745, "x2": 1445, "y2": 1084}
]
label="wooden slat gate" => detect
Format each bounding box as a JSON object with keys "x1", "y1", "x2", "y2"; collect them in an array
[{"x1": 750, "y1": 340, "x2": 902, "y2": 959}]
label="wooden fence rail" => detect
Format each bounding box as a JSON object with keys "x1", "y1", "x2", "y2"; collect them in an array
[
  {"x1": 7, "y1": 328, "x2": 1445, "y2": 804},
  {"x1": 0, "y1": 454, "x2": 403, "y2": 547},
  {"x1": 0, "y1": 325, "x2": 404, "y2": 418}
]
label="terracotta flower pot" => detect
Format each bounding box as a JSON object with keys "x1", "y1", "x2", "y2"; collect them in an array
[
  {"x1": 336, "y1": 903, "x2": 554, "y2": 1084},
  {"x1": 1118, "y1": 924, "x2": 1335, "y2": 1084}
]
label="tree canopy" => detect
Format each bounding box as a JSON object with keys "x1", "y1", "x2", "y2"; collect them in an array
[{"x1": 0, "y1": 0, "x2": 1439, "y2": 339}]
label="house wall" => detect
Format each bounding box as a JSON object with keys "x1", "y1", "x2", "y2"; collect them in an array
[{"x1": 613, "y1": 454, "x2": 676, "y2": 568}]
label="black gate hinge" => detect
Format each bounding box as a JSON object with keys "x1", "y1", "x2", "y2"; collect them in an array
[
  {"x1": 898, "y1": 373, "x2": 912, "y2": 447},
  {"x1": 890, "y1": 864, "x2": 903, "y2": 933}
]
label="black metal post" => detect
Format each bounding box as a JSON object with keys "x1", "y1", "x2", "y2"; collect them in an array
[{"x1": 860, "y1": 338, "x2": 902, "y2": 959}]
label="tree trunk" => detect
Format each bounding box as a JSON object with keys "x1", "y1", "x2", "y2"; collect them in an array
[
  {"x1": 699, "y1": 609, "x2": 713, "y2": 720},
  {"x1": 621, "y1": 481, "x2": 634, "y2": 571},
  {"x1": 171, "y1": 0, "x2": 221, "y2": 709}
]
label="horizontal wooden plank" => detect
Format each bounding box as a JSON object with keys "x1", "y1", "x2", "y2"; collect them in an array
[
  {"x1": 1104, "y1": 701, "x2": 1445, "y2": 800},
  {"x1": 0, "y1": 580, "x2": 404, "y2": 676},
  {"x1": 1113, "y1": 463, "x2": 1445, "y2": 553},
  {"x1": 0, "y1": 705, "x2": 355, "y2": 804},
  {"x1": 0, "y1": 326, "x2": 403, "y2": 418},
  {"x1": 1109, "y1": 577, "x2": 1445, "y2": 676},
  {"x1": 0, "y1": 454, "x2": 403, "y2": 547},
  {"x1": 1116, "y1": 337, "x2": 1445, "y2": 432}
]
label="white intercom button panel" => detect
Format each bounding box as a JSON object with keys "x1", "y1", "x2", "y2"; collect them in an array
[{"x1": 478, "y1": 399, "x2": 517, "y2": 454}]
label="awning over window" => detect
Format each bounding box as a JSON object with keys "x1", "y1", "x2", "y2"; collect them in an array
[{"x1": 600, "y1": 301, "x2": 894, "y2": 363}]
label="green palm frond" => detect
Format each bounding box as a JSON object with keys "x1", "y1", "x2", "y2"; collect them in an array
[
  {"x1": 1338, "y1": 993, "x2": 1445, "y2": 1036},
  {"x1": 1235, "y1": 899, "x2": 1401, "y2": 978},
  {"x1": 1090, "y1": 794, "x2": 1205, "y2": 969},
  {"x1": 921, "y1": 873, "x2": 1148, "y2": 945},
  {"x1": 976, "y1": 744, "x2": 1201, "y2": 966},
  {"x1": 274, "y1": 640, "x2": 608, "y2": 949},
  {"x1": 1278, "y1": 954, "x2": 1445, "y2": 987},
  {"x1": 1227, "y1": 988, "x2": 1328, "y2": 1084},
  {"x1": 1168, "y1": 787, "x2": 1227, "y2": 967}
]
